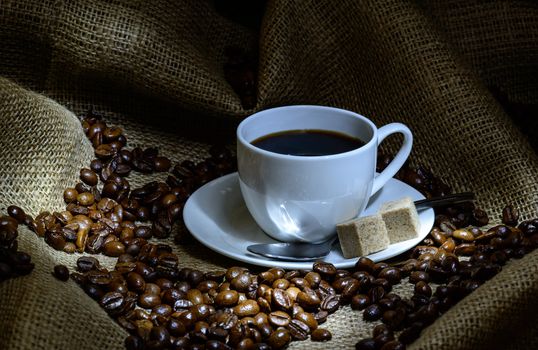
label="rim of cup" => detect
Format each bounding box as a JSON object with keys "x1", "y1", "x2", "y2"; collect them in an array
[{"x1": 237, "y1": 105, "x2": 378, "y2": 160}]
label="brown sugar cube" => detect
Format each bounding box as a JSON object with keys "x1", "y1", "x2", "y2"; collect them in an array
[
  {"x1": 336, "y1": 214, "x2": 390, "y2": 258},
  {"x1": 379, "y1": 196, "x2": 420, "y2": 244}
]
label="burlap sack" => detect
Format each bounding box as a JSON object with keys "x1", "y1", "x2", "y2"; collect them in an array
[{"x1": 2, "y1": 0, "x2": 538, "y2": 349}]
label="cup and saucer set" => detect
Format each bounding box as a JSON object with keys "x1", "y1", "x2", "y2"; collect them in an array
[{"x1": 183, "y1": 105, "x2": 434, "y2": 269}]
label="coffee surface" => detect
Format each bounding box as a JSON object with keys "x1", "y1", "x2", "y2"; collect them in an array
[{"x1": 252, "y1": 129, "x2": 365, "y2": 156}]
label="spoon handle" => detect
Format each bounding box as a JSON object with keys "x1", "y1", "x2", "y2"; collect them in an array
[{"x1": 414, "y1": 192, "x2": 475, "y2": 210}]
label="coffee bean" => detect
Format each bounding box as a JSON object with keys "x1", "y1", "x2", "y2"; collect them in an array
[
  {"x1": 502, "y1": 204, "x2": 519, "y2": 226},
  {"x1": 215, "y1": 290, "x2": 239, "y2": 307},
  {"x1": 45, "y1": 229, "x2": 66, "y2": 251},
  {"x1": 355, "y1": 338, "x2": 376, "y2": 350},
  {"x1": 267, "y1": 328, "x2": 291, "y2": 349},
  {"x1": 378, "y1": 267, "x2": 401, "y2": 285},
  {"x1": 231, "y1": 272, "x2": 253, "y2": 292},
  {"x1": 77, "y1": 256, "x2": 100, "y2": 272},
  {"x1": 124, "y1": 335, "x2": 144, "y2": 350},
  {"x1": 77, "y1": 192, "x2": 95, "y2": 206},
  {"x1": 452, "y1": 229, "x2": 475, "y2": 242},
  {"x1": 368, "y1": 286, "x2": 385, "y2": 304},
  {"x1": 414, "y1": 281, "x2": 432, "y2": 297},
  {"x1": 63, "y1": 188, "x2": 79, "y2": 203},
  {"x1": 100, "y1": 291, "x2": 125, "y2": 312},
  {"x1": 268, "y1": 311, "x2": 291, "y2": 327},
  {"x1": 139, "y1": 293, "x2": 161, "y2": 309},
  {"x1": 272, "y1": 288, "x2": 292, "y2": 310},
  {"x1": 288, "y1": 319, "x2": 310, "y2": 340},
  {"x1": 294, "y1": 311, "x2": 318, "y2": 330},
  {"x1": 355, "y1": 257, "x2": 375, "y2": 274},
  {"x1": 363, "y1": 304, "x2": 382, "y2": 321},
  {"x1": 153, "y1": 157, "x2": 171, "y2": 172},
  {"x1": 380, "y1": 340, "x2": 406, "y2": 350},
  {"x1": 103, "y1": 241, "x2": 125, "y2": 257},
  {"x1": 398, "y1": 322, "x2": 423, "y2": 344},
  {"x1": 313, "y1": 262, "x2": 337, "y2": 279},
  {"x1": 310, "y1": 327, "x2": 331, "y2": 341},
  {"x1": 409, "y1": 271, "x2": 429, "y2": 284},
  {"x1": 296, "y1": 289, "x2": 321, "y2": 310},
  {"x1": 320, "y1": 294, "x2": 340, "y2": 313},
  {"x1": 53, "y1": 264, "x2": 70, "y2": 281},
  {"x1": 80, "y1": 168, "x2": 98, "y2": 186},
  {"x1": 7, "y1": 206, "x2": 26, "y2": 224},
  {"x1": 233, "y1": 300, "x2": 260, "y2": 317},
  {"x1": 351, "y1": 294, "x2": 370, "y2": 310}
]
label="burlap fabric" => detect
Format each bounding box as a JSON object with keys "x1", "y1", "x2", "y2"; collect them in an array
[{"x1": 1, "y1": 0, "x2": 538, "y2": 349}]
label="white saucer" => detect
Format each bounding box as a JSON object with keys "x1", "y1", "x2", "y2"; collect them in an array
[{"x1": 183, "y1": 172, "x2": 434, "y2": 269}]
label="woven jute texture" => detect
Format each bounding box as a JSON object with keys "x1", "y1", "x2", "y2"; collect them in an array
[{"x1": 1, "y1": 0, "x2": 538, "y2": 349}]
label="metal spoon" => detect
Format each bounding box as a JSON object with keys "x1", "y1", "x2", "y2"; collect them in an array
[{"x1": 246, "y1": 192, "x2": 474, "y2": 261}]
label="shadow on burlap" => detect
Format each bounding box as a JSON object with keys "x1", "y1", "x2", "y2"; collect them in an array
[{"x1": 1, "y1": 0, "x2": 538, "y2": 349}]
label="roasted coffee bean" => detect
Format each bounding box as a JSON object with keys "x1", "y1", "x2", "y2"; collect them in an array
[
  {"x1": 363, "y1": 304, "x2": 382, "y2": 321},
  {"x1": 126, "y1": 272, "x2": 146, "y2": 292},
  {"x1": 452, "y1": 229, "x2": 475, "y2": 242},
  {"x1": 380, "y1": 340, "x2": 406, "y2": 350},
  {"x1": 77, "y1": 192, "x2": 95, "y2": 206},
  {"x1": 267, "y1": 328, "x2": 291, "y2": 349},
  {"x1": 440, "y1": 237, "x2": 456, "y2": 253},
  {"x1": 320, "y1": 294, "x2": 340, "y2": 313},
  {"x1": 409, "y1": 271, "x2": 429, "y2": 284},
  {"x1": 373, "y1": 331, "x2": 395, "y2": 349},
  {"x1": 7, "y1": 206, "x2": 26, "y2": 224},
  {"x1": 139, "y1": 293, "x2": 161, "y2": 309},
  {"x1": 272, "y1": 288, "x2": 292, "y2": 310},
  {"x1": 398, "y1": 321, "x2": 424, "y2": 345},
  {"x1": 103, "y1": 241, "x2": 125, "y2": 257},
  {"x1": 355, "y1": 338, "x2": 376, "y2": 350},
  {"x1": 368, "y1": 286, "x2": 386, "y2": 304},
  {"x1": 269, "y1": 311, "x2": 291, "y2": 327},
  {"x1": 430, "y1": 228, "x2": 447, "y2": 245},
  {"x1": 45, "y1": 229, "x2": 66, "y2": 251},
  {"x1": 383, "y1": 308, "x2": 406, "y2": 330},
  {"x1": 231, "y1": 272, "x2": 252, "y2": 292},
  {"x1": 100, "y1": 291, "x2": 125, "y2": 312},
  {"x1": 311, "y1": 327, "x2": 331, "y2": 341},
  {"x1": 77, "y1": 256, "x2": 100, "y2": 272},
  {"x1": 86, "y1": 270, "x2": 112, "y2": 285},
  {"x1": 124, "y1": 335, "x2": 144, "y2": 350},
  {"x1": 378, "y1": 267, "x2": 401, "y2": 285},
  {"x1": 153, "y1": 157, "x2": 171, "y2": 172},
  {"x1": 63, "y1": 188, "x2": 79, "y2": 203},
  {"x1": 80, "y1": 168, "x2": 98, "y2": 186},
  {"x1": 288, "y1": 319, "x2": 310, "y2": 340},
  {"x1": 134, "y1": 225, "x2": 152, "y2": 239},
  {"x1": 63, "y1": 242, "x2": 76, "y2": 254},
  {"x1": 313, "y1": 261, "x2": 337, "y2": 280},
  {"x1": 294, "y1": 311, "x2": 318, "y2": 330},
  {"x1": 454, "y1": 243, "x2": 477, "y2": 256},
  {"x1": 215, "y1": 290, "x2": 239, "y2": 307},
  {"x1": 95, "y1": 144, "x2": 116, "y2": 159},
  {"x1": 351, "y1": 294, "x2": 370, "y2": 310},
  {"x1": 53, "y1": 264, "x2": 70, "y2": 281},
  {"x1": 233, "y1": 300, "x2": 260, "y2": 317},
  {"x1": 414, "y1": 281, "x2": 432, "y2": 297},
  {"x1": 502, "y1": 204, "x2": 519, "y2": 226},
  {"x1": 372, "y1": 324, "x2": 392, "y2": 338}
]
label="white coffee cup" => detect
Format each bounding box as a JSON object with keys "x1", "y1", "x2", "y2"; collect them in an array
[{"x1": 237, "y1": 105, "x2": 412, "y2": 243}]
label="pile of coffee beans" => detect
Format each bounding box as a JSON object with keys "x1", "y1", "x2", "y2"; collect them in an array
[
  {"x1": 0, "y1": 207, "x2": 35, "y2": 282},
  {"x1": 4, "y1": 108, "x2": 538, "y2": 350},
  {"x1": 17, "y1": 109, "x2": 236, "y2": 257}
]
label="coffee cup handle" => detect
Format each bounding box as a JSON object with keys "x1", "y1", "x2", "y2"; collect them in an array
[{"x1": 371, "y1": 123, "x2": 413, "y2": 195}]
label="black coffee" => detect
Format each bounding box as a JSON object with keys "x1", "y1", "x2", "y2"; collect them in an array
[{"x1": 252, "y1": 129, "x2": 365, "y2": 156}]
